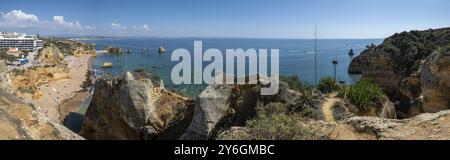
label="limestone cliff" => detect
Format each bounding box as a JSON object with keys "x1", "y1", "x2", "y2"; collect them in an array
[
  {"x1": 0, "y1": 89, "x2": 83, "y2": 140},
  {"x1": 420, "y1": 49, "x2": 450, "y2": 113},
  {"x1": 349, "y1": 28, "x2": 450, "y2": 118},
  {"x1": 79, "y1": 71, "x2": 195, "y2": 140}
]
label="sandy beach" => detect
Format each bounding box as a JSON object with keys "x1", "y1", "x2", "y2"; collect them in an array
[{"x1": 22, "y1": 54, "x2": 93, "y2": 123}]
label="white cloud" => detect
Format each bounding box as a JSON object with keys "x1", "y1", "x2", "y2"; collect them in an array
[
  {"x1": 0, "y1": 10, "x2": 40, "y2": 28},
  {"x1": 0, "y1": 10, "x2": 95, "y2": 32},
  {"x1": 132, "y1": 24, "x2": 151, "y2": 31},
  {"x1": 53, "y1": 16, "x2": 83, "y2": 29},
  {"x1": 142, "y1": 24, "x2": 150, "y2": 31},
  {"x1": 112, "y1": 23, "x2": 127, "y2": 30},
  {"x1": 85, "y1": 25, "x2": 96, "y2": 30}
]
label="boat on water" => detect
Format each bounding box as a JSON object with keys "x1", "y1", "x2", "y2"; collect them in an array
[
  {"x1": 159, "y1": 46, "x2": 166, "y2": 53},
  {"x1": 101, "y1": 62, "x2": 113, "y2": 68},
  {"x1": 126, "y1": 49, "x2": 132, "y2": 53},
  {"x1": 332, "y1": 59, "x2": 338, "y2": 64}
]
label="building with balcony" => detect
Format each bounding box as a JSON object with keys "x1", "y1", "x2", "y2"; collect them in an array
[{"x1": 0, "y1": 32, "x2": 45, "y2": 51}]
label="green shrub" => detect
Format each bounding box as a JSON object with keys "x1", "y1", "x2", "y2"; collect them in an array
[
  {"x1": 338, "y1": 80, "x2": 383, "y2": 110},
  {"x1": 219, "y1": 113, "x2": 328, "y2": 140},
  {"x1": 279, "y1": 75, "x2": 310, "y2": 91},
  {"x1": 317, "y1": 77, "x2": 340, "y2": 93},
  {"x1": 256, "y1": 102, "x2": 288, "y2": 118},
  {"x1": 442, "y1": 44, "x2": 450, "y2": 53},
  {"x1": 298, "y1": 88, "x2": 319, "y2": 107}
]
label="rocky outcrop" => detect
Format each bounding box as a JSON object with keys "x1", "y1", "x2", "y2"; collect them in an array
[
  {"x1": 0, "y1": 89, "x2": 83, "y2": 140},
  {"x1": 333, "y1": 98, "x2": 398, "y2": 119},
  {"x1": 36, "y1": 46, "x2": 66, "y2": 67},
  {"x1": 179, "y1": 84, "x2": 235, "y2": 140},
  {"x1": 220, "y1": 109, "x2": 450, "y2": 140},
  {"x1": 348, "y1": 28, "x2": 450, "y2": 118},
  {"x1": 79, "y1": 71, "x2": 194, "y2": 140},
  {"x1": 181, "y1": 79, "x2": 301, "y2": 140},
  {"x1": 420, "y1": 50, "x2": 450, "y2": 112},
  {"x1": 344, "y1": 110, "x2": 450, "y2": 140},
  {"x1": 0, "y1": 61, "x2": 13, "y2": 94}
]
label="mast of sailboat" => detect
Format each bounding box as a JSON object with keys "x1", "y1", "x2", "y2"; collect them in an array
[{"x1": 314, "y1": 23, "x2": 317, "y2": 85}]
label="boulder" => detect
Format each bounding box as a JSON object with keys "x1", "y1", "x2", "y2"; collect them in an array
[{"x1": 80, "y1": 71, "x2": 194, "y2": 140}]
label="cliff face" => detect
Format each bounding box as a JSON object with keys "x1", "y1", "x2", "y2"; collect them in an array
[
  {"x1": 420, "y1": 49, "x2": 450, "y2": 112},
  {"x1": 0, "y1": 61, "x2": 13, "y2": 94},
  {"x1": 0, "y1": 89, "x2": 83, "y2": 140},
  {"x1": 80, "y1": 72, "x2": 195, "y2": 140},
  {"x1": 349, "y1": 28, "x2": 450, "y2": 118}
]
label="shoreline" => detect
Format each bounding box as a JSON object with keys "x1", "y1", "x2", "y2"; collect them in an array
[
  {"x1": 20, "y1": 54, "x2": 94, "y2": 123},
  {"x1": 58, "y1": 55, "x2": 94, "y2": 123}
]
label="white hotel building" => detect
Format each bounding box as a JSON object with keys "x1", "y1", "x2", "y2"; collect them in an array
[{"x1": 0, "y1": 32, "x2": 45, "y2": 51}]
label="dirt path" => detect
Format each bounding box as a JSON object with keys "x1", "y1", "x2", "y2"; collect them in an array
[{"x1": 322, "y1": 93, "x2": 339, "y2": 122}]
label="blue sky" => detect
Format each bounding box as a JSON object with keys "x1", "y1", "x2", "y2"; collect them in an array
[{"x1": 1, "y1": 0, "x2": 449, "y2": 38}]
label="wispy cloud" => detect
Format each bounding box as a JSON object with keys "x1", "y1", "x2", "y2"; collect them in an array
[
  {"x1": 133, "y1": 24, "x2": 151, "y2": 31},
  {"x1": 111, "y1": 22, "x2": 127, "y2": 30}
]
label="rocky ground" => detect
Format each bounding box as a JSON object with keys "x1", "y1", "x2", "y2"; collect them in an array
[{"x1": 0, "y1": 89, "x2": 83, "y2": 140}]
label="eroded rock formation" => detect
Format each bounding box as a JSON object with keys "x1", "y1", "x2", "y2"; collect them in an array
[
  {"x1": 181, "y1": 80, "x2": 302, "y2": 140},
  {"x1": 349, "y1": 28, "x2": 450, "y2": 118},
  {"x1": 80, "y1": 71, "x2": 195, "y2": 140},
  {"x1": 420, "y1": 50, "x2": 450, "y2": 112}
]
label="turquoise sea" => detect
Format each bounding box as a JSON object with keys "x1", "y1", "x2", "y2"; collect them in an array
[{"x1": 84, "y1": 38, "x2": 382, "y2": 97}]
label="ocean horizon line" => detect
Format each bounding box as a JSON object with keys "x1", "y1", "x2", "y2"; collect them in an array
[{"x1": 68, "y1": 36, "x2": 385, "y2": 40}]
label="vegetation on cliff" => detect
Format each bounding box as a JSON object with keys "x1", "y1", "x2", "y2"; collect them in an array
[
  {"x1": 0, "y1": 49, "x2": 17, "y2": 62},
  {"x1": 349, "y1": 27, "x2": 450, "y2": 118},
  {"x1": 338, "y1": 80, "x2": 383, "y2": 110}
]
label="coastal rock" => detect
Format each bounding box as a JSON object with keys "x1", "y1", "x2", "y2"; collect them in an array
[
  {"x1": 181, "y1": 78, "x2": 300, "y2": 140},
  {"x1": 179, "y1": 83, "x2": 235, "y2": 140},
  {"x1": 0, "y1": 89, "x2": 83, "y2": 140},
  {"x1": 79, "y1": 71, "x2": 194, "y2": 140},
  {"x1": 420, "y1": 50, "x2": 450, "y2": 112},
  {"x1": 348, "y1": 28, "x2": 450, "y2": 118}
]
